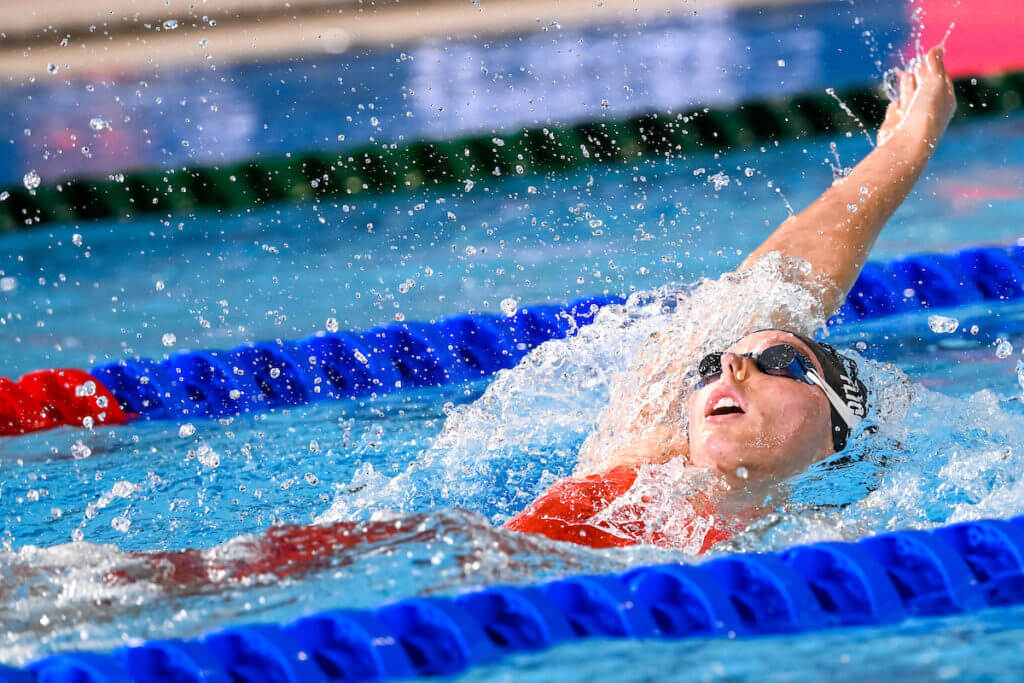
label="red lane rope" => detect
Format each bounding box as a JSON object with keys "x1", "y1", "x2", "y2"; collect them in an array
[{"x1": 0, "y1": 369, "x2": 127, "y2": 436}]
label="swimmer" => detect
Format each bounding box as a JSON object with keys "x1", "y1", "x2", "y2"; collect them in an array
[
  {"x1": 108, "y1": 48, "x2": 959, "y2": 578},
  {"x1": 507, "y1": 45, "x2": 957, "y2": 549}
]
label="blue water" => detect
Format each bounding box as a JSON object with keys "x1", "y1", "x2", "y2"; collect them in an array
[{"x1": 4, "y1": 5, "x2": 1024, "y2": 680}]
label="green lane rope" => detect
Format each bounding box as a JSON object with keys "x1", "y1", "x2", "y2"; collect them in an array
[{"x1": 1, "y1": 72, "x2": 1020, "y2": 232}]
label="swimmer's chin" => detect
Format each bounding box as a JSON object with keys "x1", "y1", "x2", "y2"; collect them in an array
[{"x1": 690, "y1": 436, "x2": 763, "y2": 487}]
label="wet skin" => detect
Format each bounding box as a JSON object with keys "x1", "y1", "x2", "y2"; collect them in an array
[{"x1": 686, "y1": 330, "x2": 834, "y2": 488}]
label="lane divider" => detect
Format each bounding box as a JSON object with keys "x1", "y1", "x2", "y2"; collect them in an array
[
  {"x1": 6, "y1": 514, "x2": 1024, "y2": 681},
  {"x1": 1, "y1": 71, "x2": 1022, "y2": 231},
  {"x1": 1, "y1": 242, "x2": 1023, "y2": 437}
]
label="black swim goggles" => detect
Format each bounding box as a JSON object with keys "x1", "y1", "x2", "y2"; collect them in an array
[
  {"x1": 696, "y1": 343, "x2": 863, "y2": 430},
  {"x1": 697, "y1": 343, "x2": 814, "y2": 388}
]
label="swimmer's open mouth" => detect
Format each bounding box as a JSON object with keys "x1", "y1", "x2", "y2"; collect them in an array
[{"x1": 704, "y1": 387, "x2": 747, "y2": 419}]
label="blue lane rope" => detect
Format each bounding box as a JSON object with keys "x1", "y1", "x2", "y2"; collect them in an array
[
  {"x1": 9, "y1": 515, "x2": 1024, "y2": 681},
  {"x1": 88, "y1": 242, "x2": 1024, "y2": 422}
]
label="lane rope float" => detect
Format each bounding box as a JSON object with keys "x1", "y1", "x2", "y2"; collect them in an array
[
  {"x1": 1, "y1": 70, "x2": 1022, "y2": 231},
  {"x1": 7, "y1": 514, "x2": 1024, "y2": 681},
  {"x1": 2, "y1": 241, "x2": 1023, "y2": 437}
]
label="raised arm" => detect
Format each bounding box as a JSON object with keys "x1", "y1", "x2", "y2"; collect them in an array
[
  {"x1": 740, "y1": 45, "x2": 956, "y2": 316},
  {"x1": 576, "y1": 47, "x2": 955, "y2": 476}
]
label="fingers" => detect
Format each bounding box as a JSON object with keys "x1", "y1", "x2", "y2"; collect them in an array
[
  {"x1": 927, "y1": 45, "x2": 947, "y2": 77},
  {"x1": 899, "y1": 69, "x2": 917, "y2": 110}
]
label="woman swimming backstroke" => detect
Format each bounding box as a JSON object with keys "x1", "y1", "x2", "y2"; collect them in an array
[
  {"x1": 506, "y1": 45, "x2": 958, "y2": 548},
  {"x1": 107, "y1": 46, "x2": 959, "y2": 589}
]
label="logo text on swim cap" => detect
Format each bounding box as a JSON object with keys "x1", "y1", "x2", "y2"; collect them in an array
[{"x1": 839, "y1": 373, "x2": 866, "y2": 416}]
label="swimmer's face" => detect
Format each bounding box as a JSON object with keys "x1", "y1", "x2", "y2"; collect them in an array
[{"x1": 686, "y1": 330, "x2": 834, "y2": 487}]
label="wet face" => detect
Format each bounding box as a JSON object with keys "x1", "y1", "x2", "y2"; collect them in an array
[{"x1": 686, "y1": 330, "x2": 834, "y2": 488}]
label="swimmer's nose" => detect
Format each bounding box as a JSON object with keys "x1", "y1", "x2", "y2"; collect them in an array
[{"x1": 720, "y1": 352, "x2": 751, "y2": 382}]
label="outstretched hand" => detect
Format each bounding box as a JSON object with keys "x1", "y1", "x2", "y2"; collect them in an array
[{"x1": 877, "y1": 45, "x2": 957, "y2": 147}]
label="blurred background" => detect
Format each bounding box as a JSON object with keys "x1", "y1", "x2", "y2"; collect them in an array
[{"x1": 2, "y1": 0, "x2": 1015, "y2": 186}]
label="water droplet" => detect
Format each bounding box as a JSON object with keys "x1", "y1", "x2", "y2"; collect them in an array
[
  {"x1": 198, "y1": 38, "x2": 208, "y2": 47},
  {"x1": 395, "y1": 312, "x2": 406, "y2": 321},
  {"x1": 155, "y1": 280, "x2": 165, "y2": 291},
  {"x1": 744, "y1": 167, "x2": 755, "y2": 177},
  {"x1": 269, "y1": 367, "x2": 281, "y2": 378},
  {"x1": 777, "y1": 59, "x2": 786, "y2": 67},
  {"x1": 846, "y1": 203, "x2": 859, "y2": 213},
  {"x1": 309, "y1": 440, "x2": 320, "y2": 453},
  {"x1": 325, "y1": 317, "x2": 339, "y2": 333},
  {"x1": 75, "y1": 381, "x2": 96, "y2": 397},
  {"x1": 447, "y1": 211, "x2": 457, "y2": 222},
  {"x1": 305, "y1": 472, "x2": 320, "y2": 485},
  {"x1": 463, "y1": 179, "x2": 475, "y2": 192},
  {"x1": 162, "y1": 19, "x2": 179, "y2": 30},
  {"x1": 89, "y1": 117, "x2": 110, "y2": 131},
  {"x1": 228, "y1": 389, "x2": 241, "y2": 399},
  {"x1": 500, "y1": 298, "x2": 518, "y2": 317},
  {"x1": 178, "y1": 423, "x2": 196, "y2": 438},
  {"x1": 996, "y1": 339, "x2": 1014, "y2": 358},
  {"x1": 0, "y1": 191, "x2": 8, "y2": 201},
  {"x1": 72, "y1": 233, "x2": 83, "y2": 247},
  {"x1": 465, "y1": 245, "x2": 477, "y2": 256},
  {"x1": 23, "y1": 170, "x2": 41, "y2": 191},
  {"x1": 71, "y1": 440, "x2": 92, "y2": 459},
  {"x1": 928, "y1": 315, "x2": 959, "y2": 334},
  {"x1": 112, "y1": 172, "x2": 125, "y2": 183},
  {"x1": 708, "y1": 171, "x2": 730, "y2": 191},
  {"x1": 162, "y1": 332, "x2": 176, "y2": 347},
  {"x1": 111, "y1": 516, "x2": 131, "y2": 532},
  {"x1": 47, "y1": 63, "x2": 59, "y2": 75},
  {"x1": 353, "y1": 349, "x2": 369, "y2": 365},
  {"x1": 196, "y1": 444, "x2": 219, "y2": 467},
  {"x1": 736, "y1": 466, "x2": 749, "y2": 479}
]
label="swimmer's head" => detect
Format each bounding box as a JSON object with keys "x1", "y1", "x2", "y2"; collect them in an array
[{"x1": 685, "y1": 329, "x2": 868, "y2": 487}]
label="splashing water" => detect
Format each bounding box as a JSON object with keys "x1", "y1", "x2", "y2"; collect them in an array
[
  {"x1": 825, "y1": 87, "x2": 876, "y2": 147},
  {"x1": 318, "y1": 251, "x2": 1024, "y2": 558},
  {"x1": 6, "y1": 259, "x2": 1024, "y2": 665},
  {"x1": 319, "y1": 254, "x2": 829, "y2": 526}
]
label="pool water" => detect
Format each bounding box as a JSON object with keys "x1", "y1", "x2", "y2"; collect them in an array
[{"x1": 5, "y1": 54, "x2": 1024, "y2": 683}]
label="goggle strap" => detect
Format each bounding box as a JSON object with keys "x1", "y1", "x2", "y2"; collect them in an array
[{"x1": 806, "y1": 369, "x2": 863, "y2": 430}]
